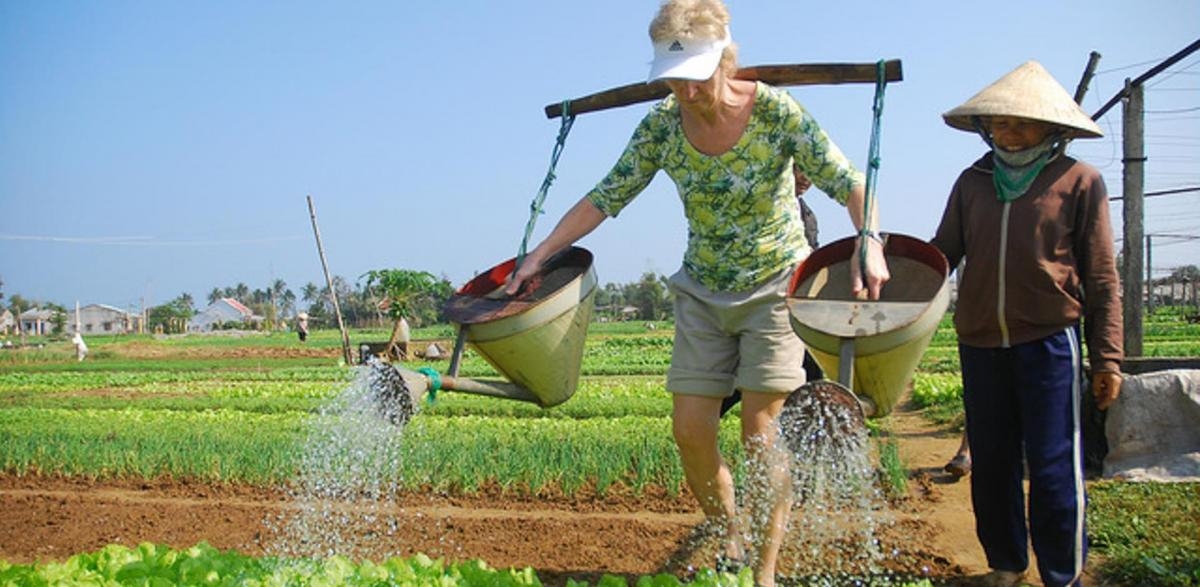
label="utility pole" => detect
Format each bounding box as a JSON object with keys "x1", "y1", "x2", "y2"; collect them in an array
[
  {"x1": 1091, "y1": 39, "x2": 1200, "y2": 355},
  {"x1": 1121, "y1": 80, "x2": 1145, "y2": 357},
  {"x1": 1073, "y1": 51, "x2": 1102, "y2": 104}
]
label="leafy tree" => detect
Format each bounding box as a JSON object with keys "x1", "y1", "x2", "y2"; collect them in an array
[
  {"x1": 1169, "y1": 265, "x2": 1199, "y2": 282},
  {"x1": 598, "y1": 282, "x2": 626, "y2": 321},
  {"x1": 629, "y1": 272, "x2": 669, "y2": 321},
  {"x1": 8, "y1": 294, "x2": 30, "y2": 335},
  {"x1": 280, "y1": 288, "x2": 297, "y2": 319},
  {"x1": 148, "y1": 294, "x2": 195, "y2": 334},
  {"x1": 362, "y1": 269, "x2": 441, "y2": 356},
  {"x1": 8, "y1": 294, "x2": 28, "y2": 315},
  {"x1": 49, "y1": 304, "x2": 67, "y2": 335},
  {"x1": 268, "y1": 279, "x2": 291, "y2": 322},
  {"x1": 301, "y1": 282, "x2": 319, "y2": 305}
]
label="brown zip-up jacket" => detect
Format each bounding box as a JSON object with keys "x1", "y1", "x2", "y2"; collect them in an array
[{"x1": 930, "y1": 153, "x2": 1123, "y2": 374}]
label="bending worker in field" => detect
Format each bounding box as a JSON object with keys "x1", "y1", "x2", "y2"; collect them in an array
[
  {"x1": 506, "y1": 0, "x2": 889, "y2": 583},
  {"x1": 930, "y1": 61, "x2": 1123, "y2": 587}
]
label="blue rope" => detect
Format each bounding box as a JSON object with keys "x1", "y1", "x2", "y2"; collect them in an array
[
  {"x1": 517, "y1": 100, "x2": 576, "y2": 268},
  {"x1": 858, "y1": 60, "x2": 888, "y2": 272}
]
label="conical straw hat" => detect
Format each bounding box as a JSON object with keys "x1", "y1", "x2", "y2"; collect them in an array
[{"x1": 943, "y1": 61, "x2": 1103, "y2": 139}]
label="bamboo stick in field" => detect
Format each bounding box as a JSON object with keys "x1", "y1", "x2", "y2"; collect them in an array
[{"x1": 307, "y1": 195, "x2": 354, "y2": 365}]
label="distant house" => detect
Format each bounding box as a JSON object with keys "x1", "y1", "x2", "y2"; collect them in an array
[
  {"x1": 18, "y1": 308, "x2": 54, "y2": 335},
  {"x1": 0, "y1": 309, "x2": 12, "y2": 335},
  {"x1": 74, "y1": 303, "x2": 141, "y2": 335},
  {"x1": 188, "y1": 298, "x2": 259, "y2": 332}
]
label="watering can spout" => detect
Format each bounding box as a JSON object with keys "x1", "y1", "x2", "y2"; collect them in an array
[
  {"x1": 439, "y1": 375, "x2": 544, "y2": 405},
  {"x1": 367, "y1": 360, "x2": 548, "y2": 424}
]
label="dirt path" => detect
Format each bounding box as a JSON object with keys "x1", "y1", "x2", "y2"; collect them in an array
[
  {"x1": 0, "y1": 397, "x2": 1094, "y2": 585},
  {"x1": 884, "y1": 401, "x2": 988, "y2": 575}
]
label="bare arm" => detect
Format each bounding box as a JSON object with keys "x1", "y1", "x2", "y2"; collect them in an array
[
  {"x1": 844, "y1": 183, "x2": 890, "y2": 299},
  {"x1": 505, "y1": 196, "x2": 608, "y2": 295}
]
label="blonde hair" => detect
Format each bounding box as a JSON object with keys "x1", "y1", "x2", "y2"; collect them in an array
[{"x1": 649, "y1": 0, "x2": 739, "y2": 77}]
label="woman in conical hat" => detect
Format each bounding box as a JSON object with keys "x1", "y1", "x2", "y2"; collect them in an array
[{"x1": 930, "y1": 61, "x2": 1122, "y2": 587}]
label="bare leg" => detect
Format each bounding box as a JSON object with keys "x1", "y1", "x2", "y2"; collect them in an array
[
  {"x1": 739, "y1": 390, "x2": 791, "y2": 587},
  {"x1": 944, "y1": 430, "x2": 972, "y2": 478},
  {"x1": 672, "y1": 395, "x2": 740, "y2": 559}
]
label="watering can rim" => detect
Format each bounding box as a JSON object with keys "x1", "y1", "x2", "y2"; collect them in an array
[
  {"x1": 444, "y1": 246, "x2": 595, "y2": 325},
  {"x1": 787, "y1": 232, "x2": 949, "y2": 299}
]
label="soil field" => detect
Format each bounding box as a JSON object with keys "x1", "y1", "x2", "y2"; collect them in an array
[{"x1": 0, "y1": 397, "x2": 1107, "y2": 586}]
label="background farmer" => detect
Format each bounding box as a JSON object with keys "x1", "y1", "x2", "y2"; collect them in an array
[
  {"x1": 295, "y1": 311, "x2": 309, "y2": 343},
  {"x1": 72, "y1": 332, "x2": 88, "y2": 362},
  {"x1": 506, "y1": 0, "x2": 888, "y2": 583},
  {"x1": 930, "y1": 61, "x2": 1123, "y2": 587}
]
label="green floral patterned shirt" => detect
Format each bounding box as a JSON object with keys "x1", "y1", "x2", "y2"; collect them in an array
[{"x1": 587, "y1": 82, "x2": 863, "y2": 292}]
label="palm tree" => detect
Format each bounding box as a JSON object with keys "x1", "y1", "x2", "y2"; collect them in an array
[
  {"x1": 301, "y1": 282, "x2": 319, "y2": 306},
  {"x1": 268, "y1": 279, "x2": 289, "y2": 326},
  {"x1": 179, "y1": 293, "x2": 195, "y2": 313}
]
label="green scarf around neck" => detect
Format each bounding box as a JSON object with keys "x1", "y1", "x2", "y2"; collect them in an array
[{"x1": 991, "y1": 138, "x2": 1058, "y2": 203}]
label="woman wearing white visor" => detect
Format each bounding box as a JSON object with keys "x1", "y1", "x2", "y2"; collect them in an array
[{"x1": 507, "y1": 1, "x2": 888, "y2": 583}]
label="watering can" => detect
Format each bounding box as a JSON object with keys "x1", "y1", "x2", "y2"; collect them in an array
[
  {"x1": 366, "y1": 247, "x2": 597, "y2": 424},
  {"x1": 785, "y1": 233, "x2": 950, "y2": 419}
]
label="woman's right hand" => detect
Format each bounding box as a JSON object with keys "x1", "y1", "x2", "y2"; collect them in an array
[
  {"x1": 850, "y1": 235, "x2": 890, "y2": 300},
  {"x1": 503, "y1": 196, "x2": 607, "y2": 297},
  {"x1": 504, "y1": 250, "x2": 546, "y2": 296}
]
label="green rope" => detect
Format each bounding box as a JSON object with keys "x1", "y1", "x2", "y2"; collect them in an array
[
  {"x1": 858, "y1": 60, "x2": 888, "y2": 273},
  {"x1": 517, "y1": 100, "x2": 576, "y2": 268},
  {"x1": 417, "y1": 366, "x2": 441, "y2": 404}
]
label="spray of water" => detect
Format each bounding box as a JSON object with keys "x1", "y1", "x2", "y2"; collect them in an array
[
  {"x1": 264, "y1": 358, "x2": 419, "y2": 560},
  {"x1": 764, "y1": 381, "x2": 897, "y2": 585}
]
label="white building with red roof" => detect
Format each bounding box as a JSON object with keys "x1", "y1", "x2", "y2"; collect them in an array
[{"x1": 188, "y1": 298, "x2": 261, "y2": 332}]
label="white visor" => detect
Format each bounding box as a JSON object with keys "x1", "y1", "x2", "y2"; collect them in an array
[{"x1": 647, "y1": 27, "x2": 731, "y2": 82}]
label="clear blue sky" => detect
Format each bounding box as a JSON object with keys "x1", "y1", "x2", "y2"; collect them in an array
[{"x1": 2, "y1": 0, "x2": 1197, "y2": 313}]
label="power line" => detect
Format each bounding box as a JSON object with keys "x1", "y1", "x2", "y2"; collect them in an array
[
  {"x1": 1096, "y1": 57, "x2": 1168, "y2": 75},
  {"x1": 1109, "y1": 185, "x2": 1200, "y2": 201},
  {"x1": 1147, "y1": 106, "x2": 1200, "y2": 114},
  {"x1": 1147, "y1": 233, "x2": 1200, "y2": 240},
  {"x1": 1092, "y1": 39, "x2": 1200, "y2": 120}
]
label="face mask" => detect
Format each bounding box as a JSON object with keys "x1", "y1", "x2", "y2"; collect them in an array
[{"x1": 991, "y1": 137, "x2": 1058, "y2": 203}]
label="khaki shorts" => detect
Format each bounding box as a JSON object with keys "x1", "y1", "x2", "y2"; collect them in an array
[{"x1": 666, "y1": 265, "x2": 807, "y2": 397}]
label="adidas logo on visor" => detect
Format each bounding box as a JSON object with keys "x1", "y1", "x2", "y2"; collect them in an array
[{"x1": 668, "y1": 40, "x2": 684, "y2": 51}]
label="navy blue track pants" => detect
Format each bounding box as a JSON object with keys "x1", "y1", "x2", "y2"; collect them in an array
[{"x1": 960, "y1": 327, "x2": 1087, "y2": 587}]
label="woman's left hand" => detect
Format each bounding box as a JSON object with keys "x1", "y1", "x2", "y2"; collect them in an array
[{"x1": 851, "y1": 236, "x2": 890, "y2": 300}]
